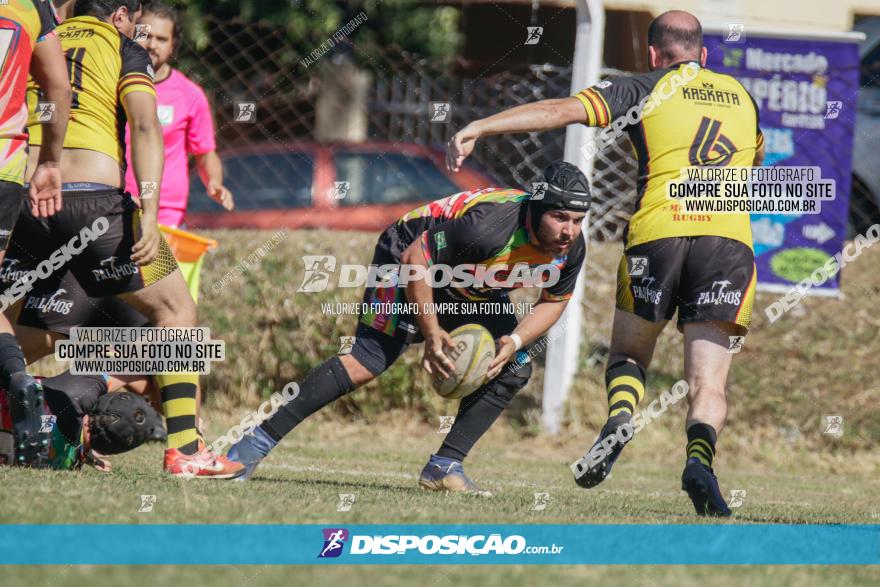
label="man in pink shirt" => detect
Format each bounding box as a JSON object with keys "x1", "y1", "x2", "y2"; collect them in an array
[{"x1": 124, "y1": 1, "x2": 233, "y2": 227}]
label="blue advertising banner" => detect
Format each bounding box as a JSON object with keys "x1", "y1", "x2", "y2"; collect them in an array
[
  {"x1": 704, "y1": 29, "x2": 862, "y2": 294},
  {"x1": 2, "y1": 524, "x2": 879, "y2": 565}
]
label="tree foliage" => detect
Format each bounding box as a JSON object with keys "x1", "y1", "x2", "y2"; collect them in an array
[{"x1": 168, "y1": 0, "x2": 461, "y2": 62}]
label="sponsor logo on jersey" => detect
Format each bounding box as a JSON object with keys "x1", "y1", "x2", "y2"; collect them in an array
[
  {"x1": 0, "y1": 259, "x2": 29, "y2": 285},
  {"x1": 681, "y1": 86, "x2": 742, "y2": 105},
  {"x1": 92, "y1": 256, "x2": 139, "y2": 282},
  {"x1": 24, "y1": 288, "x2": 74, "y2": 315},
  {"x1": 632, "y1": 276, "x2": 662, "y2": 305},
  {"x1": 58, "y1": 28, "x2": 96, "y2": 40},
  {"x1": 157, "y1": 104, "x2": 174, "y2": 126},
  {"x1": 697, "y1": 280, "x2": 742, "y2": 305}
]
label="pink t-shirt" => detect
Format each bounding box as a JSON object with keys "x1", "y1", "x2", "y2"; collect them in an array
[{"x1": 124, "y1": 69, "x2": 216, "y2": 227}]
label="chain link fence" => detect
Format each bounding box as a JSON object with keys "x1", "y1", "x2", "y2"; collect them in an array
[
  {"x1": 175, "y1": 18, "x2": 317, "y2": 152},
  {"x1": 174, "y1": 17, "x2": 639, "y2": 241}
]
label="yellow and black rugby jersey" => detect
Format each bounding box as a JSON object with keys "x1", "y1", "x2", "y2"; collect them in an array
[
  {"x1": 26, "y1": 15, "x2": 155, "y2": 165},
  {"x1": 574, "y1": 62, "x2": 762, "y2": 250}
]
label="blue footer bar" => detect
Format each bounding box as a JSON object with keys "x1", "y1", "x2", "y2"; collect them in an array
[{"x1": 2, "y1": 524, "x2": 878, "y2": 565}]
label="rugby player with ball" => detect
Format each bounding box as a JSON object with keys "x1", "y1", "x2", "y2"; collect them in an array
[{"x1": 227, "y1": 162, "x2": 590, "y2": 495}]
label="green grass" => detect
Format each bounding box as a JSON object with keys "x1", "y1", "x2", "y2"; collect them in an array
[
  {"x1": 1, "y1": 418, "x2": 878, "y2": 584},
  {"x1": 2, "y1": 416, "x2": 877, "y2": 526}
]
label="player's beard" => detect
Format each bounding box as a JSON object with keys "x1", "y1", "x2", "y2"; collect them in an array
[
  {"x1": 535, "y1": 220, "x2": 572, "y2": 255},
  {"x1": 149, "y1": 51, "x2": 170, "y2": 73}
]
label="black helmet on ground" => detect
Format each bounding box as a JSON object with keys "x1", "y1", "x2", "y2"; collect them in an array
[{"x1": 88, "y1": 391, "x2": 153, "y2": 455}]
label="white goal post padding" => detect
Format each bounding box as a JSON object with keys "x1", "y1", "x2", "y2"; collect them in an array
[{"x1": 542, "y1": 0, "x2": 605, "y2": 434}]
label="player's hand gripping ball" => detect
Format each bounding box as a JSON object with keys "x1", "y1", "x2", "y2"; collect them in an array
[{"x1": 431, "y1": 324, "x2": 495, "y2": 399}]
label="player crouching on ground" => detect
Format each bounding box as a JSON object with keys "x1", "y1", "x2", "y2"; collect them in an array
[
  {"x1": 1, "y1": 373, "x2": 157, "y2": 469},
  {"x1": 226, "y1": 162, "x2": 590, "y2": 495}
]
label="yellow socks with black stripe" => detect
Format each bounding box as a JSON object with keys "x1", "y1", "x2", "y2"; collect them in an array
[
  {"x1": 156, "y1": 373, "x2": 200, "y2": 455},
  {"x1": 686, "y1": 423, "x2": 718, "y2": 468},
  {"x1": 605, "y1": 359, "x2": 646, "y2": 421}
]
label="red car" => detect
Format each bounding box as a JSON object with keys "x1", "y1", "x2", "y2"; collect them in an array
[{"x1": 185, "y1": 142, "x2": 498, "y2": 231}]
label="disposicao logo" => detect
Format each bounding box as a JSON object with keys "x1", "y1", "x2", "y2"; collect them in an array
[
  {"x1": 317, "y1": 530, "x2": 562, "y2": 558},
  {"x1": 318, "y1": 528, "x2": 349, "y2": 558}
]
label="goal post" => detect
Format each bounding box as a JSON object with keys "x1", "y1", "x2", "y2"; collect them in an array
[{"x1": 542, "y1": 0, "x2": 605, "y2": 434}]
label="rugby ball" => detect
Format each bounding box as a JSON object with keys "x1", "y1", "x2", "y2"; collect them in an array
[{"x1": 431, "y1": 324, "x2": 495, "y2": 400}]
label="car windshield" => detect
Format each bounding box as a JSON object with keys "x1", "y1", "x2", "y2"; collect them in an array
[
  {"x1": 188, "y1": 152, "x2": 313, "y2": 211},
  {"x1": 332, "y1": 150, "x2": 460, "y2": 205}
]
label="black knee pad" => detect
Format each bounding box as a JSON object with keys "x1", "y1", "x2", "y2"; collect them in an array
[
  {"x1": 349, "y1": 325, "x2": 407, "y2": 377},
  {"x1": 487, "y1": 359, "x2": 532, "y2": 403},
  {"x1": 325, "y1": 355, "x2": 355, "y2": 396}
]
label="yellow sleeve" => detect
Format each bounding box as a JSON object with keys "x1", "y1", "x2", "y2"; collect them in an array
[
  {"x1": 572, "y1": 88, "x2": 611, "y2": 127},
  {"x1": 118, "y1": 73, "x2": 156, "y2": 100}
]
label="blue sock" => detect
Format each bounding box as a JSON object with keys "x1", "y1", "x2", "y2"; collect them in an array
[
  {"x1": 227, "y1": 427, "x2": 278, "y2": 479},
  {"x1": 428, "y1": 454, "x2": 461, "y2": 466}
]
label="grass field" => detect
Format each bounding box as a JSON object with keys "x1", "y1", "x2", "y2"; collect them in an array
[
  {"x1": 2, "y1": 416, "x2": 879, "y2": 585},
  {"x1": 2, "y1": 415, "x2": 878, "y2": 526},
  {"x1": 4, "y1": 230, "x2": 880, "y2": 584}
]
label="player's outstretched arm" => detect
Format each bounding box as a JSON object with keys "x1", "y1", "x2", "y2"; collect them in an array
[
  {"x1": 446, "y1": 97, "x2": 586, "y2": 172},
  {"x1": 124, "y1": 90, "x2": 164, "y2": 265},
  {"x1": 400, "y1": 239, "x2": 455, "y2": 379},
  {"x1": 28, "y1": 34, "x2": 71, "y2": 218},
  {"x1": 486, "y1": 299, "x2": 568, "y2": 380}
]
